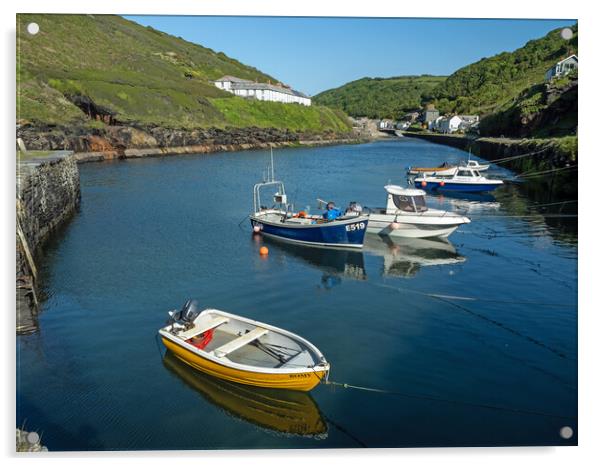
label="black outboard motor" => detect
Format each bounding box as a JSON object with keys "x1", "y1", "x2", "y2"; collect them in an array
[
  {"x1": 181, "y1": 299, "x2": 201, "y2": 323},
  {"x1": 167, "y1": 299, "x2": 201, "y2": 327}
]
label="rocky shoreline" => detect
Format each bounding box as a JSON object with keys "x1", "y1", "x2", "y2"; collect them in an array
[{"x1": 18, "y1": 124, "x2": 368, "y2": 163}]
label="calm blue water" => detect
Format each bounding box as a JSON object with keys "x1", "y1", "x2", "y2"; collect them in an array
[{"x1": 17, "y1": 139, "x2": 577, "y2": 450}]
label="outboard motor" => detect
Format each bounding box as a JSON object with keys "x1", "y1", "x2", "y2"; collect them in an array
[
  {"x1": 167, "y1": 299, "x2": 201, "y2": 328},
  {"x1": 181, "y1": 299, "x2": 201, "y2": 323}
]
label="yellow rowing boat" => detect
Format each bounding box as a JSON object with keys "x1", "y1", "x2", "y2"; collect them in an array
[{"x1": 159, "y1": 301, "x2": 330, "y2": 392}]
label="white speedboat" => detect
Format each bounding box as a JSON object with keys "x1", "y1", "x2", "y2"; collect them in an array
[
  {"x1": 462, "y1": 159, "x2": 490, "y2": 171},
  {"x1": 363, "y1": 185, "x2": 470, "y2": 239},
  {"x1": 415, "y1": 167, "x2": 503, "y2": 193}
]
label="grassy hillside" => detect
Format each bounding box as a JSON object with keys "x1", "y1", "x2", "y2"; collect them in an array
[
  {"x1": 313, "y1": 75, "x2": 446, "y2": 119},
  {"x1": 212, "y1": 99, "x2": 351, "y2": 133},
  {"x1": 17, "y1": 14, "x2": 351, "y2": 132},
  {"x1": 428, "y1": 24, "x2": 578, "y2": 116},
  {"x1": 479, "y1": 71, "x2": 577, "y2": 137}
]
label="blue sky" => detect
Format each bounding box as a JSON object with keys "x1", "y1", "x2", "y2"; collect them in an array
[{"x1": 124, "y1": 16, "x2": 575, "y2": 96}]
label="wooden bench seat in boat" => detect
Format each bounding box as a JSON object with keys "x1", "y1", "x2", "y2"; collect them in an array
[
  {"x1": 213, "y1": 327, "x2": 269, "y2": 358},
  {"x1": 178, "y1": 316, "x2": 229, "y2": 341}
]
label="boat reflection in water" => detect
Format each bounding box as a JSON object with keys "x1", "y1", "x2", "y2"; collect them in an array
[
  {"x1": 163, "y1": 352, "x2": 328, "y2": 438},
  {"x1": 262, "y1": 236, "x2": 367, "y2": 287},
  {"x1": 363, "y1": 235, "x2": 466, "y2": 278},
  {"x1": 427, "y1": 189, "x2": 499, "y2": 204}
]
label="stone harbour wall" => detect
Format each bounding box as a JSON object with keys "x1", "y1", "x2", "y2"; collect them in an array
[{"x1": 16, "y1": 152, "x2": 81, "y2": 334}]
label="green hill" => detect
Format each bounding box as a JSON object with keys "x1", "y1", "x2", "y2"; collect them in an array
[
  {"x1": 428, "y1": 24, "x2": 578, "y2": 116},
  {"x1": 313, "y1": 75, "x2": 447, "y2": 119},
  {"x1": 17, "y1": 14, "x2": 351, "y2": 133}
]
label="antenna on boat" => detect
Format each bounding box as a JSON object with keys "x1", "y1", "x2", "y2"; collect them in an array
[{"x1": 270, "y1": 146, "x2": 275, "y2": 182}]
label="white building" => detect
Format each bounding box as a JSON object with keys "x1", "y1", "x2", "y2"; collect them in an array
[
  {"x1": 545, "y1": 55, "x2": 578, "y2": 82},
  {"x1": 436, "y1": 115, "x2": 462, "y2": 134},
  {"x1": 379, "y1": 119, "x2": 394, "y2": 130},
  {"x1": 458, "y1": 115, "x2": 480, "y2": 131},
  {"x1": 213, "y1": 75, "x2": 312, "y2": 106},
  {"x1": 429, "y1": 115, "x2": 444, "y2": 131}
]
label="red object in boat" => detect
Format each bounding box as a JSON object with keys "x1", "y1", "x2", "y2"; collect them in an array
[{"x1": 188, "y1": 329, "x2": 214, "y2": 349}]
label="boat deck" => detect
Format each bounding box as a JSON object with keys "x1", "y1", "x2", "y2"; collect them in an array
[{"x1": 194, "y1": 329, "x2": 311, "y2": 369}]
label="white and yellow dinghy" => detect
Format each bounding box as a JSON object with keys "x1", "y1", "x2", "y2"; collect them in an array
[{"x1": 159, "y1": 301, "x2": 330, "y2": 391}]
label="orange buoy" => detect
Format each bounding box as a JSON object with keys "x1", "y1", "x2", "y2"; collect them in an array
[
  {"x1": 259, "y1": 246, "x2": 269, "y2": 256},
  {"x1": 421, "y1": 181, "x2": 427, "y2": 187},
  {"x1": 439, "y1": 181, "x2": 445, "y2": 187}
]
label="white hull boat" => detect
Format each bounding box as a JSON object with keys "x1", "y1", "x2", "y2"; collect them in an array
[
  {"x1": 415, "y1": 167, "x2": 503, "y2": 193},
  {"x1": 407, "y1": 162, "x2": 457, "y2": 177},
  {"x1": 363, "y1": 185, "x2": 470, "y2": 239},
  {"x1": 462, "y1": 159, "x2": 490, "y2": 171}
]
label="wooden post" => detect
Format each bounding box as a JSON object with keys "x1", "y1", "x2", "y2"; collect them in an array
[{"x1": 15, "y1": 200, "x2": 38, "y2": 282}]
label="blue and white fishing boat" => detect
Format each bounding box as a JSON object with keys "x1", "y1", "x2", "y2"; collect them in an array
[
  {"x1": 249, "y1": 150, "x2": 369, "y2": 249},
  {"x1": 414, "y1": 167, "x2": 503, "y2": 193}
]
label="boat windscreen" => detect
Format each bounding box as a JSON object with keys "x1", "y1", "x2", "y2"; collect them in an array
[
  {"x1": 412, "y1": 195, "x2": 428, "y2": 212},
  {"x1": 392, "y1": 195, "x2": 417, "y2": 212},
  {"x1": 457, "y1": 169, "x2": 474, "y2": 177}
]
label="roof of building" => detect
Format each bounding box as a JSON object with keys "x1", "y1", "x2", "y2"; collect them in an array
[
  {"x1": 230, "y1": 81, "x2": 310, "y2": 99},
  {"x1": 558, "y1": 54, "x2": 578, "y2": 64},
  {"x1": 214, "y1": 75, "x2": 253, "y2": 83},
  {"x1": 547, "y1": 54, "x2": 579, "y2": 71}
]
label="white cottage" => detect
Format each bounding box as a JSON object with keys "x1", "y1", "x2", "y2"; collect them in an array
[
  {"x1": 213, "y1": 76, "x2": 312, "y2": 106},
  {"x1": 545, "y1": 55, "x2": 578, "y2": 82},
  {"x1": 438, "y1": 115, "x2": 462, "y2": 134},
  {"x1": 458, "y1": 115, "x2": 480, "y2": 131}
]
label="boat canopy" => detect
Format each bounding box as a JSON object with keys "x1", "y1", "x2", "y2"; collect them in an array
[
  {"x1": 384, "y1": 185, "x2": 426, "y2": 197},
  {"x1": 385, "y1": 185, "x2": 428, "y2": 214}
]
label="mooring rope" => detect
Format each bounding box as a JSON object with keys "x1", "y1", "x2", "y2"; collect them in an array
[
  {"x1": 515, "y1": 164, "x2": 577, "y2": 179},
  {"x1": 459, "y1": 213, "x2": 577, "y2": 219},
  {"x1": 430, "y1": 295, "x2": 574, "y2": 360},
  {"x1": 372, "y1": 282, "x2": 576, "y2": 309},
  {"x1": 322, "y1": 380, "x2": 575, "y2": 420},
  {"x1": 367, "y1": 283, "x2": 576, "y2": 363},
  {"x1": 527, "y1": 199, "x2": 578, "y2": 208},
  {"x1": 484, "y1": 148, "x2": 550, "y2": 164}
]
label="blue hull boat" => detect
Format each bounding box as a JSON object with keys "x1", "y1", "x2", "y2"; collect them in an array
[
  {"x1": 250, "y1": 150, "x2": 368, "y2": 249},
  {"x1": 415, "y1": 180, "x2": 501, "y2": 193},
  {"x1": 414, "y1": 166, "x2": 504, "y2": 193},
  {"x1": 250, "y1": 211, "x2": 368, "y2": 249}
]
